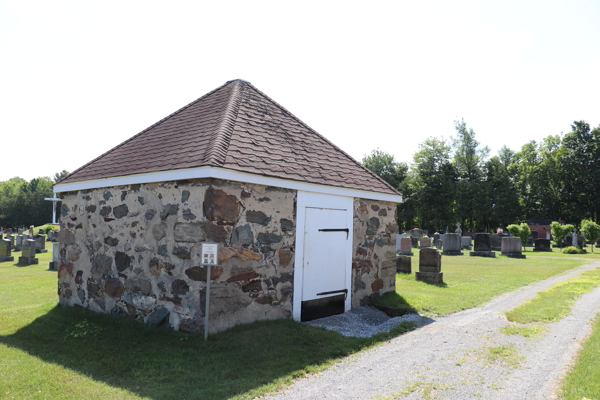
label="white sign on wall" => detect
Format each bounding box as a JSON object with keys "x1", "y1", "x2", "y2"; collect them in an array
[{"x1": 201, "y1": 243, "x2": 219, "y2": 266}]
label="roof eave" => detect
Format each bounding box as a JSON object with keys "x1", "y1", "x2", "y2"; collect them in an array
[{"x1": 53, "y1": 166, "x2": 403, "y2": 204}]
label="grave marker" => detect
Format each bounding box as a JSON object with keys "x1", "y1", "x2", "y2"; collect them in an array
[
  {"x1": 534, "y1": 238, "x2": 551, "y2": 252},
  {"x1": 416, "y1": 248, "x2": 443, "y2": 284},
  {"x1": 501, "y1": 237, "x2": 526, "y2": 258},
  {"x1": 34, "y1": 234, "x2": 48, "y2": 253},
  {"x1": 0, "y1": 239, "x2": 14, "y2": 262},
  {"x1": 49, "y1": 242, "x2": 60, "y2": 270},
  {"x1": 461, "y1": 236, "x2": 472, "y2": 250},
  {"x1": 469, "y1": 233, "x2": 496, "y2": 257},
  {"x1": 399, "y1": 237, "x2": 413, "y2": 256},
  {"x1": 19, "y1": 239, "x2": 39, "y2": 265},
  {"x1": 396, "y1": 255, "x2": 411, "y2": 273},
  {"x1": 442, "y1": 233, "x2": 463, "y2": 256}
]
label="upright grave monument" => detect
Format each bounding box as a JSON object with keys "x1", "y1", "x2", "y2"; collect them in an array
[
  {"x1": 442, "y1": 233, "x2": 463, "y2": 255},
  {"x1": 470, "y1": 233, "x2": 496, "y2": 257},
  {"x1": 461, "y1": 236, "x2": 472, "y2": 250},
  {"x1": 399, "y1": 237, "x2": 413, "y2": 256},
  {"x1": 19, "y1": 239, "x2": 39, "y2": 265},
  {"x1": 501, "y1": 237, "x2": 525, "y2": 258},
  {"x1": 416, "y1": 248, "x2": 443, "y2": 284},
  {"x1": 49, "y1": 242, "x2": 60, "y2": 270},
  {"x1": 490, "y1": 234, "x2": 503, "y2": 251},
  {"x1": 34, "y1": 234, "x2": 47, "y2": 253},
  {"x1": 419, "y1": 238, "x2": 432, "y2": 248},
  {"x1": 396, "y1": 255, "x2": 411, "y2": 273},
  {"x1": 534, "y1": 238, "x2": 552, "y2": 252},
  {"x1": 0, "y1": 238, "x2": 14, "y2": 262}
]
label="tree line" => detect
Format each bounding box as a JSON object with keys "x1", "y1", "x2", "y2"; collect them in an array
[
  {"x1": 363, "y1": 120, "x2": 600, "y2": 234},
  {"x1": 0, "y1": 171, "x2": 69, "y2": 228}
]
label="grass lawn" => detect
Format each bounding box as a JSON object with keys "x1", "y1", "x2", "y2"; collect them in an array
[
  {"x1": 0, "y1": 242, "x2": 415, "y2": 400},
  {"x1": 560, "y1": 313, "x2": 600, "y2": 400},
  {"x1": 505, "y1": 267, "x2": 600, "y2": 323},
  {"x1": 372, "y1": 247, "x2": 599, "y2": 316}
]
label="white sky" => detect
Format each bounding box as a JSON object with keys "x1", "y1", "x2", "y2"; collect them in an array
[{"x1": 1, "y1": 0, "x2": 599, "y2": 183}]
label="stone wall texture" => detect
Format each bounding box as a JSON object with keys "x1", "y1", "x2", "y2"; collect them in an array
[
  {"x1": 352, "y1": 199, "x2": 397, "y2": 307},
  {"x1": 58, "y1": 178, "x2": 296, "y2": 333}
]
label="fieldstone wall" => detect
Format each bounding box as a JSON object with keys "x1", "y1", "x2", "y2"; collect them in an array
[
  {"x1": 58, "y1": 178, "x2": 296, "y2": 333},
  {"x1": 352, "y1": 199, "x2": 397, "y2": 307}
]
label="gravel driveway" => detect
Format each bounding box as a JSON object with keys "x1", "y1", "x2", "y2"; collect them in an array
[{"x1": 265, "y1": 260, "x2": 600, "y2": 400}]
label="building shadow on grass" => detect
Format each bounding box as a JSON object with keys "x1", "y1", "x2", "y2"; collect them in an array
[{"x1": 0, "y1": 305, "x2": 417, "y2": 400}]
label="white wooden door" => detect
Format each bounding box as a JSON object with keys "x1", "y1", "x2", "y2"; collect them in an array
[{"x1": 302, "y1": 207, "x2": 349, "y2": 303}]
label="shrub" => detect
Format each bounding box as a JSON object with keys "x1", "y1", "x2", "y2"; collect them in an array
[
  {"x1": 581, "y1": 219, "x2": 600, "y2": 253},
  {"x1": 562, "y1": 246, "x2": 586, "y2": 254},
  {"x1": 551, "y1": 222, "x2": 574, "y2": 248}
]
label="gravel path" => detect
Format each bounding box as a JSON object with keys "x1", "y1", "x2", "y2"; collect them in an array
[{"x1": 265, "y1": 260, "x2": 600, "y2": 400}]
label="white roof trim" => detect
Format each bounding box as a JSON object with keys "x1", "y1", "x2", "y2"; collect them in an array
[{"x1": 53, "y1": 166, "x2": 403, "y2": 203}]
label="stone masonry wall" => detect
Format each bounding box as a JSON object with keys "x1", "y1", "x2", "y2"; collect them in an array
[
  {"x1": 58, "y1": 178, "x2": 296, "y2": 333},
  {"x1": 352, "y1": 199, "x2": 397, "y2": 308}
]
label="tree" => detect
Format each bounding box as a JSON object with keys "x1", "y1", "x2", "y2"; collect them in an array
[
  {"x1": 53, "y1": 170, "x2": 70, "y2": 183},
  {"x1": 452, "y1": 119, "x2": 489, "y2": 232},
  {"x1": 362, "y1": 149, "x2": 407, "y2": 190},
  {"x1": 507, "y1": 223, "x2": 531, "y2": 251},
  {"x1": 409, "y1": 137, "x2": 456, "y2": 233},
  {"x1": 551, "y1": 222, "x2": 574, "y2": 248},
  {"x1": 561, "y1": 121, "x2": 600, "y2": 223},
  {"x1": 580, "y1": 219, "x2": 600, "y2": 253}
]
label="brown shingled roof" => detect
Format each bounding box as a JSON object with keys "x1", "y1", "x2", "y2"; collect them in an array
[{"x1": 58, "y1": 80, "x2": 400, "y2": 196}]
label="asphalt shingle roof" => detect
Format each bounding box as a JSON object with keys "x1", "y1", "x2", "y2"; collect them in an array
[{"x1": 58, "y1": 80, "x2": 400, "y2": 196}]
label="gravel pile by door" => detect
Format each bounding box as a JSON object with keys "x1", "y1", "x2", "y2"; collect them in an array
[{"x1": 305, "y1": 306, "x2": 426, "y2": 337}]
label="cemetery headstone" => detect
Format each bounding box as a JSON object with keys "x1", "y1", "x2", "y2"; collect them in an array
[
  {"x1": 34, "y1": 234, "x2": 48, "y2": 253},
  {"x1": 565, "y1": 235, "x2": 573, "y2": 247},
  {"x1": 18, "y1": 228, "x2": 24, "y2": 235},
  {"x1": 411, "y1": 237, "x2": 418, "y2": 248},
  {"x1": 38, "y1": 229, "x2": 45, "y2": 235},
  {"x1": 490, "y1": 234, "x2": 503, "y2": 251},
  {"x1": 19, "y1": 239, "x2": 39, "y2": 265},
  {"x1": 531, "y1": 231, "x2": 539, "y2": 241},
  {"x1": 0, "y1": 239, "x2": 14, "y2": 262},
  {"x1": 416, "y1": 248, "x2": 444, "y2": 284},
  {"x1": 396, "y1": 255, "x2": 411, "y2": 273},
  {"x1": 455, "y1": 222, "x2": 462, "y2": 235},
  {"x1": 578, "y1": 235, "x2": 585, "y2": 249},
  {"x1": 396, "y1": 234, "x2": 401, "y2": 253},
  {"x1": 433, "y1": 232, "x2": 440, "y2": 242},
  {"x1": 470, "y1": 233, "x2": 496, "y2": 257},
  {"x1": 501, "y1": 237, "x2": 525, "y2": 258},
  {"x1": 419, "y1": 238, "x2": 432, "y2": 248},
  {"x1": 461, "y1": 236, "x2": 472, "y2": 250},
  {"x1": 534, "y1": 238, "x2": 552, "y2": 252},
  {"x1": 14, "y1": 235, "x2": 23, "y2": 252},
  {"x1": 399, "y1": 237, "x2": 413, "y2": 256},
  {"x1": 435, "y1": 238, "x2": 443, "y2": 249},
  {"x1": 442, "y1": 233, "x2": 463, "y2": 256},
  {"x1": 49, "y1": 242, "x2": 60, "y2": 270}
]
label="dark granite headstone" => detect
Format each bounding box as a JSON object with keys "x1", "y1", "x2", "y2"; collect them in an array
[
  {"x1": 565, "y1": 235, "x2": 573, "y2": 247},
  {"x1": 416, "y1": 248, "x2": 443, "y2": 284},
  {"x1": 490, "y1": 234, "x2": 503, "y2": 251},
  {"x1": 470, "y1": 233, "x2": 496, "y2": 257},
  {"x1": 34, "y1": 234, "x2": 48, "y2": 253},
  {"x1": 411, "y1": 237, "x2": 419, "y2": 248},
  {"x1": 396, "y1": 255, "x2": 411, "y2": 273},
  {"x1": 534, "y1": 238, "x2": 551, "y2": 252},
  {"x1": 578, "y1": 236, "x2": 585, "y2": 249}
]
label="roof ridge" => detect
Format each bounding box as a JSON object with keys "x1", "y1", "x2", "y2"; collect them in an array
[
  {"x1": 243, "y1": 83, "x2": 401, "y2": 195},
  {"x1": 55, "y1": 81, "x2": 235, "y2": 185},
  {"x1": 204, "y1": 80, "x2": 244, "y2": 166}
]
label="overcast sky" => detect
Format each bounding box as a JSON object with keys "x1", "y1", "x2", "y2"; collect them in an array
[{"x1": 1, "y1": 0, "x2": 599, "y2": 183}]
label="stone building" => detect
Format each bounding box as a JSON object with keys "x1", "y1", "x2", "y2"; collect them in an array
[{"x1": 53, "y1": 80, "x2": 402, "y2": 333}]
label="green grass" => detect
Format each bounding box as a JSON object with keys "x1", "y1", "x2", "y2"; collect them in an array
[
  {"x1": 373, "y1": 248, "x2": 591, "y2": 316},
  {"x1": 500, "y1": 324, "x2": 548, "y2": 338},
  {"x1": 560, "y1": 314, "x2": 600, "y2": 400},
  {"x1": 484, "y1": 345, "x2": 524, "y2": 368},
  {"x1": 0, "y1": 242, "x2": 415, "y2": 400},
  {"x1": 505, "y1": 268, "x2": 600, "y2": 323}
]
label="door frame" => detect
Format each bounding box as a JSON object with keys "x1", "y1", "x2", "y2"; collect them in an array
[{"x1": 292, "y1": 191, "x2": 354, "y2": 321}]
